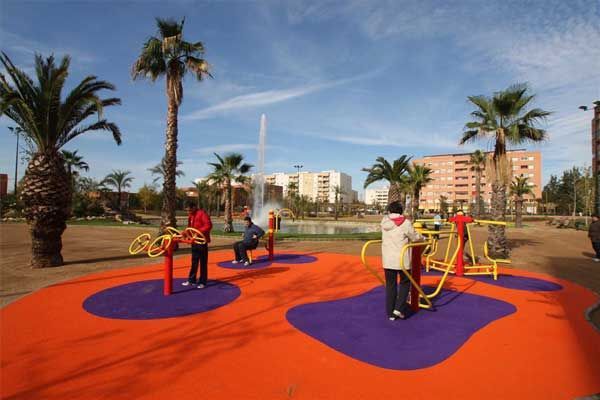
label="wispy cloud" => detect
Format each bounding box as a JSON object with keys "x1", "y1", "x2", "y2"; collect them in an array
[
  {"x1": 1, "y1": 30, "x2": 97, "y2": 64},
  {"x1": 184, "y1": 80, "x2": 341, "y2": 120},
  {"x1": 193, "y1": 143, "x2": 259, "y2": 155}
]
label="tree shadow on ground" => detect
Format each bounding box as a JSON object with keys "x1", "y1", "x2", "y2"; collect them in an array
[
  {"x1": 61, "y1": 244, "x2": 233, "y2": 266},
  {"x1": 4, "y1": 257, "x2": 374, "y2": 400}
]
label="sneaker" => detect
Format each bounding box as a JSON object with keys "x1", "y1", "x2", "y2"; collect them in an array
[
  {"x1": 181, "y1": 281, "x2": 194, "y2": 286},
  {"x1": 243, "y1": 261, "x2": 250, "y2": 266},
  {"x1": 593, "y1": 258, "x2": 600, "y2": 262},
  {"x1": 197, "y1": 283, "x2": 205, "y2": 289},
  {"x1": 393, "y1": 310, "x2": 406, "y2": 319},
  {"x1": 388, "y1": 316, "x2": 397, "y2": 321},
  {"x1": 231, "y1": 260, "x2": 240, "y2": 264}
]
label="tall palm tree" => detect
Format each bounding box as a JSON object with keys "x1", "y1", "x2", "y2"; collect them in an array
[
  {"x1": 208, "y1": 153, "x2": 253, "y2": 232},
  {"x1": 333, "y1": 185, "x2": 346, "y2": 221},
  {"x1": 62, "y1": 150, "x2": 89, "y2": 186},
  {"x1": 0, "y1": 53, "x2": 121, "y2": 267},
  {"x1": 460, "y1": 83, "x2": 550, "y2": 257},
  {"x1": 468, "y1": 150, "x2": 486, "y2": 217},
  {"x1": 363, "y1": 155, "x2": 412, "y2": 206},
  {"x1": 62, "y1": 149, "x2": 89, "y2": 217},
  {"x1": 191, "y1": 179, "x2": 210, "y2": 209},
  {"x1": 510, "y1": 176, "x2": 535, "y2": 228},
  {"x1": 103, "y1": 170, "x2": 134, "y2": 210},
  {"x1": 132, "y1": 17, "x2": 211, "y2": 231},
  {"x1": 148, "y1": 157, "x2": 185, "y2": 185},
  {"x1": 407, "y1": 163, "x2": 433, "y2": 218}
]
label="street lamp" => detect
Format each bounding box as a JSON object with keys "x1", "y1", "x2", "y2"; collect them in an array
[
  {"x1": 579, "y1": 101, "x2": 600, "y2": 215},
  {"x1": 293, "y1": 164, "x2": 303, "y2": 195},
  {"x1": 8, "y1": 126, "x2": 22, "y2": 197}
]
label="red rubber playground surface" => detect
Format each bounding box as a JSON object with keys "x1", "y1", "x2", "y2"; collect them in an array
[{"x1": 1, "y1": 249, "x2": 599, "y2": 399}]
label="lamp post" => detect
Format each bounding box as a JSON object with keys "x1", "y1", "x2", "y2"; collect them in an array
[
  {"x1": 579, "y1": 101, "x2": 600, "y2": 215},
  {"x1": 8, "y1": 126, "x2": 22, "y2": 197},
  {"x1": 293, "y1": 164, "x2": 303, "y2": 196}
]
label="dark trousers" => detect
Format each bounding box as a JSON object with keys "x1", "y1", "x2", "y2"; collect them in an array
[
  {"x1": 233, "y1": 240, "x2": 257, "y2": 262},
  {"x1": 593, "y1": 241, "x2": 600, "y2": 258},
  {"x1": 384, "y1": 268, "x2": 411, "y2": 318},
  {"x1": 189, "y1": 243, "x2": 208, "y2": 284}
]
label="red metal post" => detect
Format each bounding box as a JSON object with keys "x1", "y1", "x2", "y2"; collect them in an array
[
  {"x1": 163, "y1": 243, "x2": 173, "y2": 296},
  {"x1": 448, "y1": 212, "x2": 473, "y2": 277},
  {"x1": 409, "y1": 246, "x2": 423, "y2": 312},
  {"x1": 268, "y1": 210, "x2": 275, "y2": 261}
]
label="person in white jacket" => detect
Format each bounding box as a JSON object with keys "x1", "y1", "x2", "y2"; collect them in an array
[{"x1": 381, "y1": 201, "x2": 424, "y2": 320}]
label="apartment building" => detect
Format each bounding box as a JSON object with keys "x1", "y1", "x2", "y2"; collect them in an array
[
  {"x1": 365, "y1": 186, "x2": 389, "y2": 208},
  {"x1": 591, "y1": 101, "x2": 600, "y2": 214},
  {"x1": 264, "y1": 170, "x2": 354, "y2": 204},
  {"x1": 413, "y1": 149, "x2": 542, "y2": 213}
]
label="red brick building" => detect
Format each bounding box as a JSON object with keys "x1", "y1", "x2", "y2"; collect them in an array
[
  {"x1": 0, "y1": 174, "x2": 8, "y2": 198},
  {"x1": 591, "y1": 101, "x2": 600, "y2": 214}
]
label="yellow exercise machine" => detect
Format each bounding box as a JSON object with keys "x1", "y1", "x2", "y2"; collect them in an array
[
  {"x1": 415, "y1": 215, "x2": 511, "y2": 281},
  {"x1": 128, "y1": 227, "x2": 206, "y2": 295},
  {"x1": 360, "y1": 240, "x2": 435, "y2": 311}
]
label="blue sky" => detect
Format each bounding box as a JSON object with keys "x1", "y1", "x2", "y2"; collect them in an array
[{"x1": 1, "y1": 0, "x2": 598, "y2": 197}]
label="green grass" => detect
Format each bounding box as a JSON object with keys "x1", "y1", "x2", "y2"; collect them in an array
[{"x1": 67, "y1": 219, "x2": 147, "y2": 227}]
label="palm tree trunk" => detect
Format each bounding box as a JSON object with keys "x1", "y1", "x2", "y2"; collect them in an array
[
  {"x1": 488, "y1": 181, "x2": 509, "y2": 258},
  {"x1": 224, "y1": 180, "x2": 233, "y2": 232},
  {"x1": 21, "y1": 152, "x2": 70, "y2": 267},
  {"x1": 412, "y1": 189, "x2": 420, "y2": 219},
  {"x1": 388, "y1": 183, "x2": 402, "y2": 205},
  {"x1": 160, "y1": 81, "x2": 179, "y2": 232},
  {"x1": 515, "y1": 198, "x2": 523, "y2": 228},
  {"x1": 475, "y1": 173, "x2": 482, "y2": 217}
]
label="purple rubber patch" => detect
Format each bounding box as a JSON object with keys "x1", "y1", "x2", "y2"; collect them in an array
[
  {"x1": 268, "y1": 254, "x2": 318, "y2": 264},
  {"x1": 217, "y1": 258, "x2": 272, "y2": 269},
  {"x1": 218, "y1": 253, "x2": 317, "y2": 269},
  {"x1": 286, "y1": 285, "x2": 516, "y2": 370},
  {"x1": 83, "y1": 279, "x2": 240, "y2": 320},
  {"x1": 422, "y1": 270, "x2": 562, "y2": 291}
]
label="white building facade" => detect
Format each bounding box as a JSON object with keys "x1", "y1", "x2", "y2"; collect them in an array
[
  {"x1": 264, "y1": 170, "x2": 354, "y2": 204},
  {"x1": 365, "y1": 187, "x2": 389, "y2": 208}
]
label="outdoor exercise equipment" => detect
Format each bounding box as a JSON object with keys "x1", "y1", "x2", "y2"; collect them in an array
[
  {"x1": 248, "y1": 208, "x2": 296, "y2": 263},
  {"x1": 417, "y1": 214, "x2": 510, "y2": 281},
  {"x1": 360, "y1": 240, "x2": 433, "y2": 312},
  {"x1": 274, "y1": 208, "x2": 296, "y2": 232},
  {"x1": 128, "y1": 227, "x2": 206, "y2": 296}
]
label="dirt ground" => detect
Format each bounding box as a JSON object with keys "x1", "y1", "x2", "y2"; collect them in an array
[{"x1": 1, "y1": 221, "x2": 599, "y2": 327}]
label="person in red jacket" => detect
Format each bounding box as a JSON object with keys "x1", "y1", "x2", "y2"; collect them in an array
[{"x1": 183, "y1": 201, "x2": 213, "y2": 288}]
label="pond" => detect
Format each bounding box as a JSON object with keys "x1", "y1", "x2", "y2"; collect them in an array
[{"x1": 231, "y1": 221, "x2": 379, "y2": 235}]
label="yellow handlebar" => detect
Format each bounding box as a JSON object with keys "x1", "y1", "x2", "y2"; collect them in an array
[
  {"x1": 360, "y1": 240, "x2": 384, "y2": 285},
  {"x1": 473, "y1": 219, "x2": 507, "y2": 226},
  {"x1": 183, "y1": 227, "x2": 206, "y2": 245}
]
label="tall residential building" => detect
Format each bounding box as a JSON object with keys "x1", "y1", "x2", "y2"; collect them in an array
[
  {"x1": 591, "y1": 101, "x2": 600, "y2": 214},
  {"x1": 365, "y1": 187, "x2": 389, "y2": 208},
  {"x1": 413, "y1": 149, "x2": 542, "y2": 213},
  {"x1": 264, "y1": 170, "x2": 353, "y2": 204}
]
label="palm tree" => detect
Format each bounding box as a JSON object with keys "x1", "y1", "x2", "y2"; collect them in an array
[
  {"x1": 148, "y1": 157, "x2": 185, "y2": 185},
  {"x1": 192, "y1": 179, "x2": 210, "y2": 209},
  {"x1": 407, "y1": 163, "x2": 433, "y2": 218},
  {"x1": 62, "y1": 149, "x2": 90, "y2": 217},
  {"x1": 77, "y1": 177, "x2": 104, "y2": 195},
  {"x1": 333, "y1": 185, "x2": 346, "y2": 221},
  {"x1": 132, "y1": 17, "x2": 211, "y2": 231},
  {"x1": 0, "y1": 53, "x2": 121, "y2": 267},
  {"x1": 460, "y1": 83, "x2": 550, "y2": 257},
  {"x1": 468, "y1": 150, "x2": 486, "y2": 217},
  {"x1": 286, "y1": 181, "x2": 298, "y2": 210},
  {"x1": 510, "y1": 176, "x2": 535, "y2": 228},
  {"x1": 208, "y1": 153, "x2": 253, "y2": 232},
  {"x1": 103, "y1": 170, "x2": 134, "y2": 210},
  {"x1": 363, "y1": 155, "x2": 412, "y2": 206}
]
